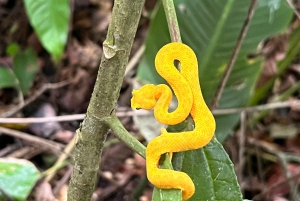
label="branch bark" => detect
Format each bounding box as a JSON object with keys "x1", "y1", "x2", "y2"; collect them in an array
[{"x1": 67, "y1": 1, "x2": 145, "y2": 200}]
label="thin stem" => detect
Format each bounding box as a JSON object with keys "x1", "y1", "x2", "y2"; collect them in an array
[
  {"x1": 249, "y1": 80, "x2": 300, "y2": 125},
  {"x1": 162, "y1": 0, "x2": 181, "y2": 42},
  {"x1": 0, "y1": 109, "x2": 149, "y2": 124},
  {"x1": 125, "y1": 44, "x2": 145, "y2": 76},
  {"x1": 105, "y1": 116, "x2": 146, "y2": 158},
  {"x1": 236, "y1": 111, "x2": 246, "y2": 185},
  {"x1": 212, "y1": 99, "x2": 300, "y2": 115},
  {"x1": 210, "y1": 0, "x2": 257, "y2": 110},
  {"x1": 248, "y1": 137, "x2": 300, "y2": 200},
  {"x1": 0, "y1": 126, "x2": 64, "y2": 154},
  {"x1": 44, "y1": 135, "x2": 76, "y2": 182},
  {"x1": 0, "y1": 81, "x2": 71, "y2": 118},
  {"x1": 2, "y1": 99, "x2": 300, "y2": 124}
]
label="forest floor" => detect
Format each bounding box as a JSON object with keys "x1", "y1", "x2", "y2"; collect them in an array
[{"x1": 0, "y1": 0, "x2": 300, "y2": 201}]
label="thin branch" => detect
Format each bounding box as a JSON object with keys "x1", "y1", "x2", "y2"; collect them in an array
[
  {"x1": 162, "y1": 0, "x2": 181, "y2": 42},
  {"x1": 105, "y1": 116, "x2": 146, "y2": 158},
  {"x1": 210, "y1": 0, "x2": 258, "y2": 110},
  {"x1": 252, "y1": 173, "x2": 300, "y2": 200},
  {"x1": 0, "y1": 109, "x2": 149, "y2": 124},
  {"x1": 0, "y1": 80, "x2": 71, "y2": 118},
  {"x1": 277, "y1": 153, "x2": 300, "y2": 200},
  {"x1": 2, "y1": 99, "x2": 300, "y2": 124},
  {"x1": 236, "y1": 111, "x2": 246, "y2": 185},
  {"x1": 67, "y1": 0, "x2": 145, "y2": 200},
  {"x1": 0, "y1": 126, "x2": 64, "y2": 154},
  {"x1": 212, "y1": 99, "x2": 300, "y2": 115},
  {"x1": 125, "y1": 44, "x2": 145, "y2": 76},
  {"x1": 248, "y1": 137, "x2": 300, "y2": 200},
  {"x1": 53, "y1": 166, "x2": 73, "y2": 195},
  {"x1": 44, "y1": 135, "x2": 76, "y2": 182}
]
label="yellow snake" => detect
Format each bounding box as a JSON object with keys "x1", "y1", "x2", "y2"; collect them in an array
[{"x1": 131, "y1": 42, "x2": 216, "y2": 200}]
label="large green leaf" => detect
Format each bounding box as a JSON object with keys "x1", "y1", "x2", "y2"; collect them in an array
[
  {"x1": 136, "y1": 0, "x2": 293, "y2": 200},
  {"x1": 137, "y1": 0, "x2": 293, "y2": 142},
  {"x1": 24, "y1": 0, "x2": 70, "y2": 62},
  {"x1": 0, "y1": 158, "x2": 41, "y2": 201},
  {"x1": 181, "y1": 137, "x2": 242, "y2": 201}
]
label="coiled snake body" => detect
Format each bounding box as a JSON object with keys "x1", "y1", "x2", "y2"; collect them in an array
[{"x1": 131, "y1": 42, "x2": 216, "y2": 200}]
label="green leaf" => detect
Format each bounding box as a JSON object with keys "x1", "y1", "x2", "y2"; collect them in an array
[
  {"x1": 0, "y1": 67, "x2": 18, "y2": 89},
  {"x1": 0, "y1": 158, "x2": 41, "y2": 201},
  {"x1": 24, "y1": 0, "x2": 70, "y2": 62},
  {"x1": 181, "y1": 137, "x2": 242, "y2": 201},
  {"x1": 151, "y1": 138, "x2": 242, "y2": 201},
  {"x1": 137, "y1": 0, "x2": 293, "y2": 142},
  {"x1": 13, "y1": 48, "x2": 38, "y2": 94},
  {"x1": 152, "y1": 188, "x2": 182, "y2": 201}
]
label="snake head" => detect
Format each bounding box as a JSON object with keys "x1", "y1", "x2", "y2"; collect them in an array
[{"x1": 131, "y1": 84, "x2": 156, "y2": 110}]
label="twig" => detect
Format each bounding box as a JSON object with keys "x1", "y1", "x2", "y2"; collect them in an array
[
  {"x1": 0, "y1": 80, "x2": 71, "y2": 118},
  {"x1": 162, "y1": 0, "x2": 181, "y2": 42},
  {"x1": 248, "y1": 137, "x2": 300, "y2": 199},
  {"x1": 0, "y1": 110, "x2": 150, "y2": 124},
  {"x1": 44, "y1": 134, "x2": 76, "y2": 182},
  {"x1": 53, "y1": 165, "x2": 73, "y2": 195},
  {"x1": 0, "y1": 126, "x2": 64, "y2": 154},
  {"x1": 252, "y1": 173, "x2": 300, "y2": 200},
  {"x1": 250, "y1": 80, "x2": 300, "y2": 125},
  {"x1": 277, "y1": 153, "x2": 300, "y2": 200},
  {"x1": 125, "y1": 44, "x2": 145, "y2": 76},
  {"x1": 7, "y1": 146, "x2": 42, "y2": 159},
  {"x1": 1, "y1": 100, "x2": 300, "y2": 124},
  {"x1": 0, "y1": 143, "x2": 20, "y2": 157},
  {"x1": 210, "y1": 0, "x2": 258, "y2": 110},
  {"x1": 236, "y1": 111, "x2": 246, "y2": 185},
  {"x1": 212, "y1": 99, "x2": 300, "y2": 115}
]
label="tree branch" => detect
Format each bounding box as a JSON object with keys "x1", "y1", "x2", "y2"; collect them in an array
[{"x1": 67, "y1": 1, "x2": 145, "y2": 200}]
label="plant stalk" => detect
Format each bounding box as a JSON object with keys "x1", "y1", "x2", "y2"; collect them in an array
[
  {"x1": 67, "y1": 0, "x2": 145, "y2": 200},
  {"x1": 162, "y1": 0, "x2": 181, "y2": 42}
]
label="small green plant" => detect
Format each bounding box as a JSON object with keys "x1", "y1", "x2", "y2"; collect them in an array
[{"x1": 0, "y1": 47, "x2": 38, "y2": 95}]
